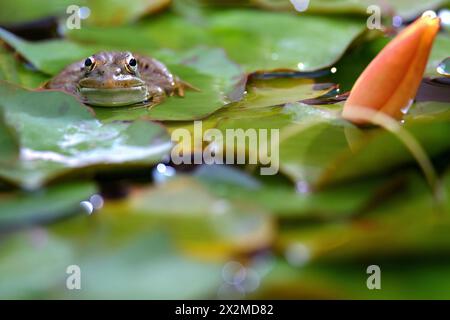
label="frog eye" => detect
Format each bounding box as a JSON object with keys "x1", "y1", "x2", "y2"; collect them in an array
[
  {"x1": 126, "y1": 56, "x2": 138, "y2": 72},
  {"x1": 84, "y1": 56, "x2": 95, "y2": 70}
]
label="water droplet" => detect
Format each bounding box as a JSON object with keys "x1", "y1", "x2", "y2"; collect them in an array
[
  {"x1": 296, "y1": 180, "x2": 310, "y2": 194},
  {"x1": 400, "y1": 99, "x2": 414, "y2": 114},
  {"x1": 289, "y1": 0, "x2": 310, "y2": 12},
  {"x1": 437, "y1": 57, "x2": 450, "y2": 77},
  {"x1": 152, "y1": 163, "x2": 176, "y2": 184},
  {"x1": 439, "y1": 9, "x2": 450, "y2": 26},
  {"x1": 79, "y1": 6, "x2": 91, "y2": 19},
  {"x1": 89, "y1": 194, "x2": 104, "y2": 210},
  {"x1": 297, "y1": 62, "x2": 305, "y2": 70},
  {"x1": 392, "y1": 15, "x2": 403, "y2": 28},
  {"x1": 80, "y1": 201, "x2": 94, "y2": 215},
  {"x1": 330, "y1": 67, "x2": 337, "y2": 74},
  {"x1": 285, "y1": 242, "x2": 311, "y2": 267}
]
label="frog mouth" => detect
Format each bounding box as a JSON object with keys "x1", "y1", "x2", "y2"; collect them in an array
[{"x1": 78, "y1": 85, "x2": 150, "y2": 107}]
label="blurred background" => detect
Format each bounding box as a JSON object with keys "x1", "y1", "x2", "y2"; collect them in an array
[{"x1": 0, "y1": 0, "x2": 449, "y2": 299}]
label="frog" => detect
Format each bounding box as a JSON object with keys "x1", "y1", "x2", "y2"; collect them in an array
[{"x1": 46, "y1": 51, "x2": 189, "y2": 107}]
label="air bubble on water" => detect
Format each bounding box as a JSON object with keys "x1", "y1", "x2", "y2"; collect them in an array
[
  {"x1": 439, "y1": 9, "x2": 450, "y2": 26},
  {"x1": 89, "y1": 194, "x2": 104, "y2": 210},
  {"x1": 289, "y1": 0, "x2": 310, "y2": 12},
  {"x1": 285, "y1": 242, "x2": 311, "y2": 267},
  {"x1": 152, "y1": 163, "x2": 176, "y2": 184},
  {"x1": 392, "y1": 16, "x2": 403, "y2": 28},
  {"x1": 79, "y1": 6, "x2": 91, "y2": 19},
  {"x1": 80, "y1": 200, "x2": 94, "y2": 215}
]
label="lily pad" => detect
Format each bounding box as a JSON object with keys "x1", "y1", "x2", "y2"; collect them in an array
[
  {"x1": 194, "y1": 164, "x2": 403, "y2": 219},
  {"x1": 278, "y1": 102, "x2": 450, "y2": 186},
  {"x1": 101, "y1": 176, "x2": 274, "y2": 257},
  {"x1": 0, "y1": 81, "x2": 172, "y2": 188},
  {"x1": 256, "y1": 259, "x2": 450, "y2": 299},
  {"x1": 277, "y1": 171, "x2": 450, "y2": 263},
  {"x1": 254, "y1": 0, "x2": 448, "y2": 19},
  {"x1": 428, "y1": 35, "x2": 450, "y2": 77},
  {"x1": 0, "y1": 110, "x2": 19, "y2": 164},
  {"x1": 66, "y1": 9, "x2": 367, "y2": 72},
  {"x1": 0, "y1": 181, "x2": 97, "y2": 231},
  {"x1": 95, "y1": 48, "x2": 246, "y2": 122},
  {"x1": 0, "y1": 228, "x2": 223, "y2": 299},
  {"x1": 0, "y1": 46, "x2": 49, "y2": 88},
  {"x1": 0, "y1": 0, "x2": 170, "y2": 26},
  {"x1": 0, "y1": 27, "x2": 100, "y2": 75},
  {"x1": 0, "y1": 29, "x2": 246, "y2": 121}
]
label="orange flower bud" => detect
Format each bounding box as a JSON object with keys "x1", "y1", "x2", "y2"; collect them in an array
[{"x1": 342, "y1": 12, "x2": 441, "y2": 124}]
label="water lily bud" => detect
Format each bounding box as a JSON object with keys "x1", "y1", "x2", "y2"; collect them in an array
[{"x1": 343, "y1": 13, "x2": 441, "y2": 124}]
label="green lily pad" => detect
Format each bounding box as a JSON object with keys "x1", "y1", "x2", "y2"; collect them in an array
[
  {"x1": 0, "y1": 230, "x2": 77, "y2": 299},
  {"x1": 277, "y1": 171, "x2": 450, "y2": 262},
  {"x1": 66, "y1": 9, "x2": 366, "y2": 72},
  {"x1": 0, "y1": 0, "x2": 74, "y2": 25},
  {"x1": 256, "y1": 259, "x2": 450, "y2": 299},
  {"x1": 57, "y1": 232, "x2": 223, "y2": 299},
  {"x1": 0, "y1": 228, "x2": 223, "y2": 299},
  {"x1": 429, "y1": 35, "x2": 450, "y2": 77},
  {"x1": 437, "y1": 57, "x2": 450, "y2": 77},
  {"x1": 95, "y1": 48, "x2": 246, "y2": 122},
  {"x1": 0, "y1": 181, "x2": 97, "y2": 231},
  {"x1": 278, "y1": 102, "x2": 450, "y2": 186},
  {"x1": 80, "y1": 0, "x2": 171, "y2": 27},
  {"x1": 194, "y1": 164, "x2": 403, "y2": 219},
  {"x1": 0, "y1": 81, "x2": 172, "y2": 188},
  {"x1": 0, "y1": 0, "x2": 170, "y2": 26},
  {"x1": 101, "y1": 176, "x2": 274, "y2": 256},
  {"x1": 0, "y1": 29, "x2": 246, "y2": 121},
  {"x1": 253, "y1": 0, "x2": 448, "y2": 19},
  {"x1": 0, "y1": 109, "x2": 19, "y2": 164},
  {"x1": 252, "y1": 171, "x2": 450, "y2": 299},
  {"x1": 161, "y1": 78, "x2": 335, "y2": 156},
  {"x1": 0, "y1": 27, "x2": 98, "y2": 75},
  {"x1": 0, "y1": 46, "x2": 49, "y2": 88}
]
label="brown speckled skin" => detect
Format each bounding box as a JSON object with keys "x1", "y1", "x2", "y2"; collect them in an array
[{"x1": 46, "y1": 51, "x2": 185, "y2": 105}]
